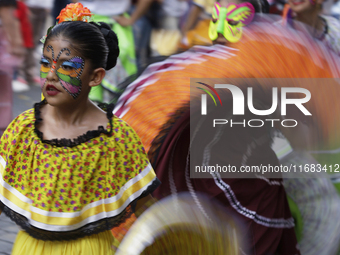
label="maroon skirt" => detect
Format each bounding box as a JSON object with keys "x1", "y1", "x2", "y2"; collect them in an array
[{"x1": 151, "y1": 108, "x2": 300, "y2": 255}]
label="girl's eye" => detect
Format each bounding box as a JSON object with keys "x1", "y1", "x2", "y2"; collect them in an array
[
  {"x1": 61, "y1": 61, "x2": 76, "y2": 71},
  {"x1": 40, "y1": 59, "x2": 50, "y2": 68},
  {"x1": 212, "y1": 18, "x2": 218, "y2": 23},
  {"x1": 61, "y1": 65, "x2": 75, "y2": 71}
]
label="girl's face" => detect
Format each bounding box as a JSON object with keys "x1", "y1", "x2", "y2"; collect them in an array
[
  {"x1": 40, "y1": 37, "x2": 93, "y2": 105},
  {"x1": 288, "y1": 0, "x2": 320, "y2": 15}
]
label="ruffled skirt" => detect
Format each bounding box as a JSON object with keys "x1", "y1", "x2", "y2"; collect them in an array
[{"x1": 11, "y1": 230, "x2": 117, "y2": 255}]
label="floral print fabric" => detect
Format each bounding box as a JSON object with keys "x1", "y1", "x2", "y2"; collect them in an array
[{"x1": 0, "y1": 102, "x2": 159, "y2": 236}]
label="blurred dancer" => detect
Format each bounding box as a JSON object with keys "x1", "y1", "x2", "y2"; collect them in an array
[
  {"x1": 0, "y1": 0, "x2": 24, "y2": 136},
  {"x1": 283, "y1": 0, "x2": 340, "y2": 55},
  {"x1": 116, "y1": 193, "x2": 247, "y2": 255},
  {"x1": 113, "y1": 9, "x2": 340, "y2": 253}
]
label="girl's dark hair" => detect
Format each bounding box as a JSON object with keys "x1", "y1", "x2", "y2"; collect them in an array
[
  {"x1": 249, "y1": 0, "x2": 270, "y2": 13},
  {"x1": 45, "y1": 21, "x2": 119, "y2": 70}
]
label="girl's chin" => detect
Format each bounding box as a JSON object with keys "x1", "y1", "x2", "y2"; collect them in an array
[{"x1": 289, "y1": 2, "x2": 314, "y2": 13}]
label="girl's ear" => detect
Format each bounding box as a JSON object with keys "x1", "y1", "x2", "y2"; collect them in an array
[{"x1": 89, "y1": 68, "x2": 106, "y2": 87}]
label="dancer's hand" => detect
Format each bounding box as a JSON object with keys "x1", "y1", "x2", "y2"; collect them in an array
[{"x1": 114, "y1": 15, "x2": 133, "y2": 27}]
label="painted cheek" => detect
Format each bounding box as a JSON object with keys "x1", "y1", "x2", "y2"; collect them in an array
[
  {"x1": 56, "y1": 57, "x2": 84, "y2": 98},
  {"x1": 58, "y1": 71, "x2": 82, "y2": 95}
]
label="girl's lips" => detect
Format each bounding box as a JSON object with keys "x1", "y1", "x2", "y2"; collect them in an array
[{"x1": 46, "y1": 84, "x2": 61, "y2": 96}]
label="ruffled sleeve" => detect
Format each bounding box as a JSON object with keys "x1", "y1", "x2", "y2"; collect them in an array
[
  {"x1": 0, "y1": 107, "x2": 160, "y2": 241},
  {"x1": 105, "y1": 117, "x2": 161, "y2": 212},
  {"x1": 0, "y1": 109, "x2": 35, "y2": 166}
]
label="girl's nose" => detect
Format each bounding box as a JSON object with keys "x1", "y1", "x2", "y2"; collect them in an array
[{"x1": 46, "y1": 65, "x2": 58, "y2": 81}]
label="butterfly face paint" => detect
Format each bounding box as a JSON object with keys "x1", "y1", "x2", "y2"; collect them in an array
[
  {"x1": 40, "y1": 45, "x2": 85, "y2": 99},
  {"x1": 209, "y1": 2, "x2": 255, "y2": 43}
]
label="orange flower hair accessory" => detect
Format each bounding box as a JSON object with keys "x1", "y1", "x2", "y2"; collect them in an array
[
  {"x1": 41, "y1": 3, "x2": 94, "y2": 43},
  {"x1": 56, "y1": 3, "x2": 93, "y2": 23}
]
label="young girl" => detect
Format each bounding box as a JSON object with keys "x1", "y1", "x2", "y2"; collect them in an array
[{"x1": 0, "y1": 3, "x2": 160, "y2": 255}]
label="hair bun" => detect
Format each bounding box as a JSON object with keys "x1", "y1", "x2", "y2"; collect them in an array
[{"x1": 96, "y1": 22, "x2": 120, "y2": 70}]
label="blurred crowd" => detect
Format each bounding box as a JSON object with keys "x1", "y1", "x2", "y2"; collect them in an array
[
  {"x1": 0, "y1": 0, "x2": 339, "y2": 107},
  {"x1": 1, "y1": 0, "x2": 339, "y2": 93}
]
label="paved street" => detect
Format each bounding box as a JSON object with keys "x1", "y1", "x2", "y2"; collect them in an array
[
  {"x1": 0, "y1": 213, "x2": 19, "y2": 255},
  {"x1": 0, "y1": 85, "x2": 40, "y2": 254}
]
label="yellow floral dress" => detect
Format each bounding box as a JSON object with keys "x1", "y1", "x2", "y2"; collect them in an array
[{"x1": 0, "y1": 101, "x2": 160, "y2": 255}]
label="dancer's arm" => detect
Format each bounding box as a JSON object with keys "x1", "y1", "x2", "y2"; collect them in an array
[{"x1": 114, "y1": 0, "x2": 154, "y2": 27}]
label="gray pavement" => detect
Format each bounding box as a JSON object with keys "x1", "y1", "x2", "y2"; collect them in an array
[
  {"x1": 0, "y1": 85, "x2": 41, "y2": 254},
  {"x1": 0, "y1": 213, "x2": 19, "y2": 255}
]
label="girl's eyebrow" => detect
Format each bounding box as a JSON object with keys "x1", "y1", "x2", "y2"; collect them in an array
[
  {"x1": 42, "y1": 55, "x2": 51, "y2": 60},
  {"x1": 59, "y1": 57, "x2": 84, "y2": 63},
  {"x1": 58, "y1": 58, "x2": 72, "y2": 62},
  {"x1": 59, "y1": 58, "x2": 78, "y2": 63}
]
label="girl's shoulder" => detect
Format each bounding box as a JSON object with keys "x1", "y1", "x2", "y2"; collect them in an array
[{"x1": 2, "y1": 107, "x2": 36, "y2": 140}]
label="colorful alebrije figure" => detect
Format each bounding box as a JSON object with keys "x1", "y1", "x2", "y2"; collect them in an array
[
  {"x1": 40, "y1": 3, "x2": 94, "y2": 44},
  {"x1": 209, "y1": 2, "x2": 255, "y2": 43},
  {"x1": 40, "y1": 46, "x2": 85, "y2": 99}
]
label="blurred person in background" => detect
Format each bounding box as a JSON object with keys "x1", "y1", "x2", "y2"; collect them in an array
[
  {"x1": 14, "y1": 0, "x2": 38, "y2": 88},
  {"x1": 21, "y1": 0, "x2": 53, "y2": 87},
  {"x1": 74, "y1": 0, "x2": 138, "y2": 103},
  {"x1": 179, "y1": 0, "x2": 215, "y2": 50},
  {"x1": 52, "y1": 0, "x2": 71, "y2": 22},
  {"x1": 115, "y1": 0, "x2": 161, "y2": 72},
  {"x1": 149, "y1": 0, "x2": 189, "y2": 56},
  {"x1": 283, "y1": 0, "x2": 340, "y2": 55},
  {"x1": 0, "y1": 0, "x2": 24, "y2": 136}
]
